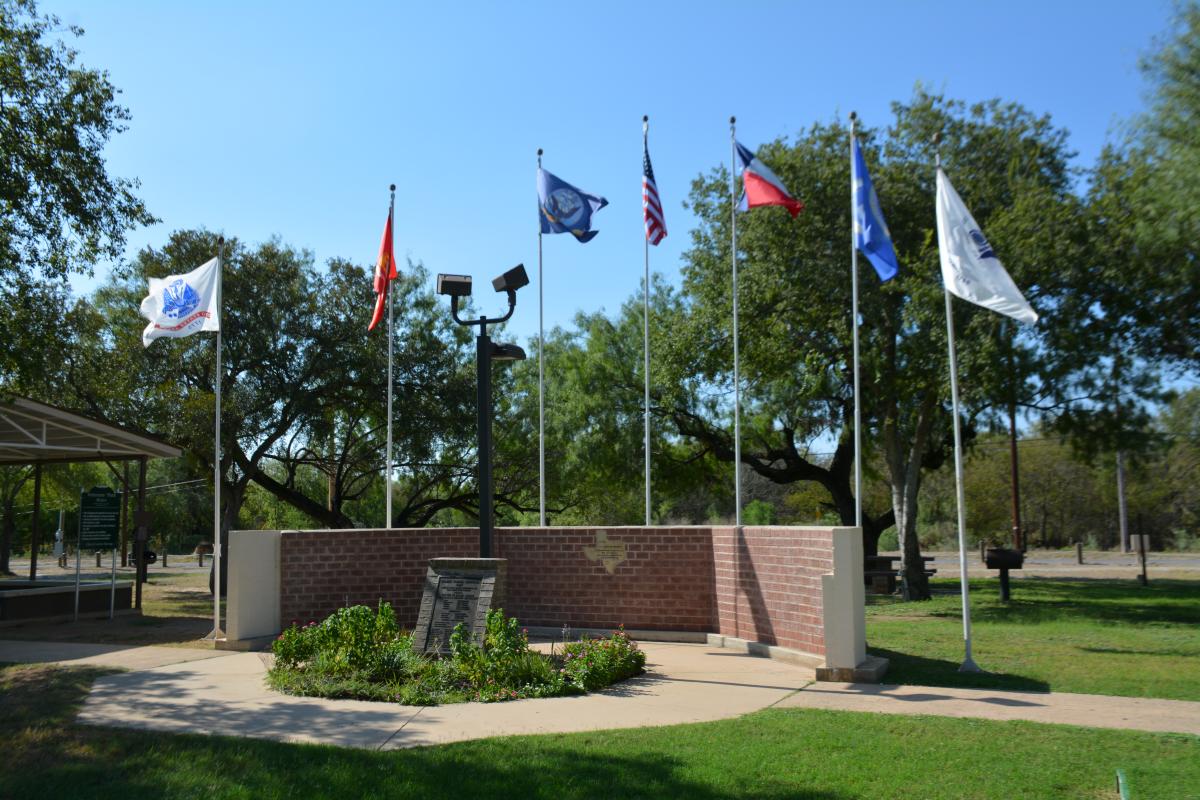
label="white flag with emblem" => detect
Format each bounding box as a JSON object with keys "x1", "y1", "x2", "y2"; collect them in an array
[
  {"x1": 936, "y1": 169, "x2": 1038, "y2": 325},
  {"x1": 139, "y1": 257, "x2": 221, "y2": 347}
]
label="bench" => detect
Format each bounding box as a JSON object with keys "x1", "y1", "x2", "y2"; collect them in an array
[{"x1": 864, "y1": 562, "x2": 938, "y2": 594}]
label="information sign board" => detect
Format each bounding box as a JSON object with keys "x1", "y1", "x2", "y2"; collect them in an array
[{"x1": 79, "y1": 486, "x2": 120, "y2": 550}]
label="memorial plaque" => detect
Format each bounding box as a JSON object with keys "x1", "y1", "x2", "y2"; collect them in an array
[
  {"x1": 78, "y1": 487, "x2": 120, "y2": 550},
  {"x1": 413, "y1": 558, "x2": 506, "y2": 655}
]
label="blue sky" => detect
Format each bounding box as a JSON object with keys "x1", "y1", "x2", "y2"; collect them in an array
[{"x1": 50, "y1": 0, "x2": 1172, "y2": 346}]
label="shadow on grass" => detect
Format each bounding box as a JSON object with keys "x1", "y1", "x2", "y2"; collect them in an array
[
  {"x1": 885, "y1": 578, "x2": 1200, "y2": 627},
  {"x1": 1, "y1": 662, "x2": 851, "y2": 800},
  {"x1": 869, "y1": 647, "x2": 1050, "y2": 694}
]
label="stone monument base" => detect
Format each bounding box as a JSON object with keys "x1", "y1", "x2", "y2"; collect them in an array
[{"x1": 412, "y1": 557, "x2": 507, "y2": 655}]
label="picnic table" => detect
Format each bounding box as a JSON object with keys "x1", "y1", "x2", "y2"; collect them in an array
[{"x1": 864, "y1": 554, "x2": 937, "y2": 594}]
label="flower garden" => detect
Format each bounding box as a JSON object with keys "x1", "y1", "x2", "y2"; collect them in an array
[{"x1": 269, "y1": 603, "x2": 646, "y2": 705}]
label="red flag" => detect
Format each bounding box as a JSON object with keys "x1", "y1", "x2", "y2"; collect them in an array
[{"x1": 368, "y1": 206, "x2": 397, "y2": 331}]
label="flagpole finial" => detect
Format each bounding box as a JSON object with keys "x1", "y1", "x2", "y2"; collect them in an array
[
  {"x1": 537, "y1": 148, "x2": 543, "y2": 157},
  {"x1": 730, "y1": 115, "x2": 736, "y2": 125},
  {"x1": 849, "y1": 111, "x2": 857, "y2": 122},
  {"x1": 642, "y1": 114, "x2": 648, "y2": 123},
  {"x1": 217, "y1": 236, "x2": 224, "y2": 246},
  {"x1": 389, "y1": 183, "x2": 396, "y2": 192}
]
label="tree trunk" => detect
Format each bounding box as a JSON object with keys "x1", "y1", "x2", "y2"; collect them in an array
[{"x1": 883, "y1": 393, "x2": 935, "y2": 601}]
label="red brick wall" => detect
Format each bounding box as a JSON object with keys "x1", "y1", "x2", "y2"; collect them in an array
[
  {"x1": 277, "y1": 525, "x2": 831, "y2": 657},
  {"x1": 279, "y1": 528, "x2": 476, "y2": 626},
  {"x1": 495, "y1": 527, "x2": 716, "y2": 632},
  {"x1": 713, "y1": 526, "x2": 830, "y2": 656}
]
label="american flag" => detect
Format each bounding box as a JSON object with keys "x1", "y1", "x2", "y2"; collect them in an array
[{"x1": 642, "y1": 142, "x2": 667, "y2": 245}]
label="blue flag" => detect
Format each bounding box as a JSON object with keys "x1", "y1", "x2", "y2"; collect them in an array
[
  {"x1": 852, "y1": 138, "x2": 899, "y2": 281},
  {"x1": 538, "y1": 168, "x2": 608, "y2": 243}
]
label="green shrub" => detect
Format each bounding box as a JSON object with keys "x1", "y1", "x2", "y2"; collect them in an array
[
  {"x1": 270, "y1": 605, "x2": 644, "y2": 706},
  {"x1": 560, "y1": 627, "x2": 647, "y2": 691}
]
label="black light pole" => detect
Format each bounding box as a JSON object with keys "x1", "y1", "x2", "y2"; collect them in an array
[{"x1": 439, "y1": 266, "x2": 528, "y2": 557}]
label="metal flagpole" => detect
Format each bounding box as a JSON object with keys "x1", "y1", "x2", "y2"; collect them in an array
[
  {"x1": 936, "y1": 148, "x2": 980, "y2": 673},
  {"x1": 537, "y1": 148, "x2": 546, "y2": 527},
  {"x1": 386, "y1": 185, "x2": 395, "y2": 530},
  {"x1": 850, "y1": 112, "x2": 863, "y2": 530},
  {"x1": 213, "y1": 236, "x2": 224, "y2": 638},
  {"x1": 643, "y1": 117, "x2": 652, "y2": 527},
  {"x1": 730, "y1": 116, "x2": 742, "y2": 527}
]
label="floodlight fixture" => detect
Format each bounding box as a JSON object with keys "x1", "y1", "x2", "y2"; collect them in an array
[
  {"x1": 492, "y1": 343, "x2": 527, "y2": 362},
  {"x1": 436, "y1": 262, "x2": 527, "y2": 559},
  {"x1": 436, "y1": 273, "x2": 473, "y2": 298},
  {"x1": 492, "y1": 264, "x2": 529, "y2": 294}
]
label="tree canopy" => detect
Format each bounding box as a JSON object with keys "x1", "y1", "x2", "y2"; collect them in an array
[{"x1": 0, "y1": 0, "x2": 153, "y2": 283}]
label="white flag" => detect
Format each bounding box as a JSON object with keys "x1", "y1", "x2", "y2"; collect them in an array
[
  {"x1": 139, "y1": 257, "x2": 221, "y2": 347},
  {"x1": 936, "y1": 169, "x2": 1038, "y2": 325}
]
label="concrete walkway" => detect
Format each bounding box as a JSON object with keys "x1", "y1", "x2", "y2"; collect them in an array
[
  {"x1": 0, "y1": 639, "x2": 231, "y2": 670},
  {"x1": 74, "y1": 642, "x2": 814, "y2": 749},
  {"x1": 5, "y1": 638, "x2": 1197, "y2": 748},
  {"x1": 779, "y1": 682, "x2": 1200, "y2": 736}
]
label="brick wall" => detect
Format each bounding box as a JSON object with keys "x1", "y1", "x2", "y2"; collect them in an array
[
  {"x1": 713, "y1": 526, "x2": 831, "y2": 656},
  {"x1": 276, "y1": 525, "x2": 833, "y2": 658},
  {"x1": 279, "y1": 528, "x2": 476, "y2": 626},
  {"x1": 495, "y1": 527, "x2": 716, "y2": 632}
]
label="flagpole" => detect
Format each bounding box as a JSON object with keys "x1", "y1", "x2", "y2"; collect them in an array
[
  {"x1": 643, "y1": 116, "x2": 652, "y2": 527},
  {"x1": 730, "y1": 116, "x2": 742, "y2": 527},
  {"x1": 386, "y1": 185, "x2": 395, "y2": 530},
  {"x1": 537, "y1": 148, "x2": 546, "y2": 527},
  {"x1": 936, "y1": 140, "x2": 980, "y2": 673},
  {"x1": 850, "y1": 112, "x2": 863, "y2": 530},
  {"x1": 212, "y1": 236, "x2": 224, "y2": 639}
]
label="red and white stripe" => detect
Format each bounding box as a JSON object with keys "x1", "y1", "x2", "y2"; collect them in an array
[{"x1": 643, "y1": 144, "x2": 667, "y2": 245}]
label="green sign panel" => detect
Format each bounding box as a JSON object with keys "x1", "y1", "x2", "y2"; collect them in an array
[{"x1": 79, "y1": 486, "x2": 120, "y2": 550}]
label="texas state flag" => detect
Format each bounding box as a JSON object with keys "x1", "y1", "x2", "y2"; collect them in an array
[{"x1": 735, "y1": 140, "x2": 803, "y2": 218}]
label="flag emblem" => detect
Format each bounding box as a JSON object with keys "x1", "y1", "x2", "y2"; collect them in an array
[
  {"x1": 162, "y1": 280, "x2": 200, "y2": 319},
  {"x1": 545, "y1": 188, "x2": 586, "y2": 227},
  {"x1": 643, "y1": 141, "x2": 666, "y2": 245}
]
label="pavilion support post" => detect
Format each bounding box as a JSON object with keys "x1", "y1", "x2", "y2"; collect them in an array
[
  {"x1": 28, "y1": 464, "x2": 41, "y2": 581},
  {"x1": 134, "y1": 456, "x2": 147, "y2": 611},
  {"x1": 120, "y1": 461, "x2": 130, "y2": 567}
]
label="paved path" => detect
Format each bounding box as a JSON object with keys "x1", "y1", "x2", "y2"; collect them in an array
[
  {"x1": 75, "y1": 642, "x2": 814, "y2": 749},
  {"x1": 0, "y1": 639, "x2": 230, "y2": 670},
  {"x1": 779, "y1": 682, "x2": 1200, "y2": 736},
  {"x1": 5, "y1": 638, "x2": 1197, "y2": 748}
]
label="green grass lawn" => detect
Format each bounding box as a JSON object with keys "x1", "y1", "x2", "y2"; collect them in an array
[
  {"x1": 868, "y1": 577, "x2": 1200, "y2": 699},
  {"x1": 1, "y1": 662, "x2": 1197, "y2": 800}
]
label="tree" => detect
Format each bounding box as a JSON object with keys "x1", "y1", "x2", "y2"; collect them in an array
[
  {"x1": 1077, "y1": 4, "x2": 1200, "y2": 374},
  {"x1": 670, "y1": 90, "x2": 1103, "y2": 598},
  {"x1": 0, "y1": 464, "x2": 31, "y2": 572},
  {"x1": 0, "y1": 0, "x2": 154, "y2": 284},
  {"x1": 257, "y1": 259, "x2": 481, "y2": 528},
  {"x1": 62, "y1": 231, "x2": 489, "y2": 546},
  {"x1": 494, "y1": 279, "x2": 729, "y2": 526}
]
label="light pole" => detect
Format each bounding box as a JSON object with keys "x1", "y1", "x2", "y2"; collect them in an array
[{"x1": 438, "y1": 265, "x2": 529, "y2": 557}]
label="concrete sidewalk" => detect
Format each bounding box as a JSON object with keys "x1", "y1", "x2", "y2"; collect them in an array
[
  {"x1": 7, "y1": 638, "x2": 1197, "y2": 748},
  {"x1": 778, "y1": 682, "x2": 1200, "y2": 736},
  {"x1": 75, "y1": 642, "x2": 814, "y2": 749},
  {"x1": 0, "y1": 639, "x2": 232, "y2": 670}
]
